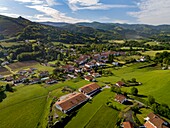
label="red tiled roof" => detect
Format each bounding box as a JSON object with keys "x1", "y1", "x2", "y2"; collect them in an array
[
  {"x1": 80, "y1": 83, "x2": 100, "y2": 94},
  {"x1": 116, "y1": 81, "x2": 125, "y2": 87},
  {"x1": 123, "y1": 122, "x2": 133, "y2": 128},
  {"x1": 84, "y1": 76, "x2": 93, "y2": 81},
  {"x1": 56, "y1": 93, "x2": 88, "y2": 111},
  {"x1": 145, "y1": 113, "x2": 169, "y2": 128},
  {"x1": 144, "y1": 121, "x2": 155, "y2": 128},
  {"x1": 115, "y1": 94, "x2": 126, "y2": 103}
]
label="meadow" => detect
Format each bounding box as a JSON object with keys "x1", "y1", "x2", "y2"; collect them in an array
[{"x1": 97, "y1": 63, "x2": 170, "y2": 106}]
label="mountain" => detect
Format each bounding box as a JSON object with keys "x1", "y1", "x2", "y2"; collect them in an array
[
  {"x1": 1, "y1": 14, "x2": 170, "y2": 43},
  {"x1": 0, "y1": 15, "x2": 33, "y2": 39}
]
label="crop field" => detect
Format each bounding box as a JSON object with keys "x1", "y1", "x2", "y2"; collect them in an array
[
  {"x1": 0, "y1": 67, "x2": 11, "y2": 75},
  {"x1": 7, "y1": 61, "x2": 39, "y2": 71},
  {"x1": 65, "y1": 89, "x2": 117, "y2": 128}
]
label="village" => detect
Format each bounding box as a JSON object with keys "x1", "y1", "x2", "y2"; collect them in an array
[{"x1": 0, "y1": 43, "x2": 170, "y2": 128}]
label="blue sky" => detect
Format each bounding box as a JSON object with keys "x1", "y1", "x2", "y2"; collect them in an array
[{"x1": 0, "y1": 0, "x2": 170, "y2": 25}]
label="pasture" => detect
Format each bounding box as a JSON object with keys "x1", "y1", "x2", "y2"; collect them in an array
[
  {"x1": 97, "y1": 63, "x2": 170, "y2": 106},
  {"x1": 141, "y1": 50, "x2": 170, "y2": 56},
  {"x1": 0, "y1": 85, "x2": 48, "y2": 128}
]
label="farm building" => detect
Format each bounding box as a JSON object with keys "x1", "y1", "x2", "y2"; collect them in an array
[
  {"x1": 144, "y1": 112, "x2": 170, "y2": 128},
  {"x1": 122, "y1": 121, "x2": 133, "y2": 128},
  {"x1": 115, "y1": 94, "x2": 127, "y2": 104},
  {"x1": 116, "y1": 81, "x2": 125, "y2": 87},
  {"x1": 79, "y1": 83, "x2": 101, "y2": 97},
  {"x1": 55, "y1": 92, "x2": 88, "y2": 113}
]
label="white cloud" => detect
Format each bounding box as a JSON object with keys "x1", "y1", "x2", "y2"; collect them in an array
[
  {"x1": 128, "y1": 0, "x2": 170, "y2": 25},
  {"x1": 27, "y1": 5, "x2": 90, "y2": 23},
  {"x1": 67, "y1": 0, "x2": 135, "y2": 11},
  {"x1": 13, "y1": 0, "x2": 89, "y2": 23},
  {"x1": 99, "y1": 16, "x2": 110, "y2": 21},
  {"x1": 0, "y1": 6, "x2": 8, "y2": 11},
  {"x1": 14, "y1": 0, "x2": 44, "y2": 5},
  {"x1": 112, "y1": 20, "x2": 130, "y2": 24},
  {"x1": 45, "y1": 0, "x2": 60, "y2": 6}
]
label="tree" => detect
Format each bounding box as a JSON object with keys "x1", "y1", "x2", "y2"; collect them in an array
[
  {"x1": 131, "y1": 78, "x2": 136, "y2": 83},
  {"x1": 148, "y1": 95, "x2": 155, "y2": 105},
  {"x1": 131, "y1": 87, "x2": 138, "y2": 95},
  {"x1": 5, "y1": 84, "x2": 13, "y2": 92}
]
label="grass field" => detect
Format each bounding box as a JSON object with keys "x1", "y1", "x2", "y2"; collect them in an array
[
  {"x1": 85, "y1": 105, "x2": 119, "y2": 128},
  {"x1": 65, "y1": 89, "x2": 117, "y2": 128},
  {"x1": 141, "y1": 50, "x2": 170, "y2": 56},
  {"x1": 0, "y1": 42, "x2": 23, "y2": 47},
  {"x1": 97, "y1": 63, "x2": 170, "y2": 106},
  {"x1": 0, "y1": 85, "x2": 48, "y2": 128}
]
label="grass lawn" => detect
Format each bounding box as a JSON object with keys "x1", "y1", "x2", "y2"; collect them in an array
[
  {"x1": 85, "y1": 105, "x2": 119, "y2": 128},
  {"x1": 65, "y1": 89, "x2": 117, "y2": 128}
]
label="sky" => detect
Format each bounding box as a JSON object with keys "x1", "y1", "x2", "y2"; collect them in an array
[{"x1": 0, "y1": 0, "x2": 170, "y2": 25}]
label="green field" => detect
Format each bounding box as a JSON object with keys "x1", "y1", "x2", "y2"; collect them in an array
[
  {"x1": 97, "y1": 63, "x2": 170, "y2": 106},
  {"x1": 85, "y1": 105, "x2": 119, "y2": 128},
  {"x1": 141, "y1": 50, "x2": 170, "y2": 56}
]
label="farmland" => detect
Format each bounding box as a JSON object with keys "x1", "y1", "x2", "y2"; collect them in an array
[{"x1": 0, "y1": 67, "x2": 11, "y2": 75}]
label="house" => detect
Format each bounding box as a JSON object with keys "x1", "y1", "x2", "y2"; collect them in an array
[
  {"x1": 5, "y1": 76, "x2": 13, "y2": 82},
  {"x1": 39, "y1": 71, "x2": 49, "y2": 78},
  {"x1": 122, "y1": 121, "x2": 133, "y2": 128},
  {"x1": 75, "y1": 68, "x2": 82, "y2": 73},
  {"x1": 55, "y1": 92, "x2": 88, "y2": 113},
  {"x1": 76, "y1": 55, "x2": 89, "y2": 65},
  {"x1": 85, "y1": 62, "x2": 97, "y2": 68},
  {"x1": 96, "y1": 62, "x2": 106, "y2": 66},
  {"x1": 112, "y1": 62, "x2": 119, "y2": 66},
  {"x1": 45, "y1": 79, "x2": 57, "y2": 84},
  {"x1": 144, "y1": 112, "x2": 170, "y2": 128},
  {"x1": 30, "y1": 78, "x2": 40, "y2": 84},
  {"x1": 17, "y1": 70, "x2": 27, "y2": 75},
  {"x1": 79, "y1": 83, "x2": 101, "y2": 97},
  {"x1": 62, "y1": 65, "x2": 75, "y2": 73},
  {"x1": 115, "y1": 94, "x2": 127, "y2": 104},
  {"x1": 84, "y1": 75, "x2": 95, "y2": 82},
  {"x1": 91, "y1": 73, "x2": 101, "y2": 78},
  {"x1": 116, "y1": 81, "x2": 125, "y2": 87}
]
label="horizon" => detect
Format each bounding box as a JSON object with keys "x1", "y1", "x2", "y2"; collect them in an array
[{"x1": 0, "y1": 0, "x2": 170, "y2": 25}]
